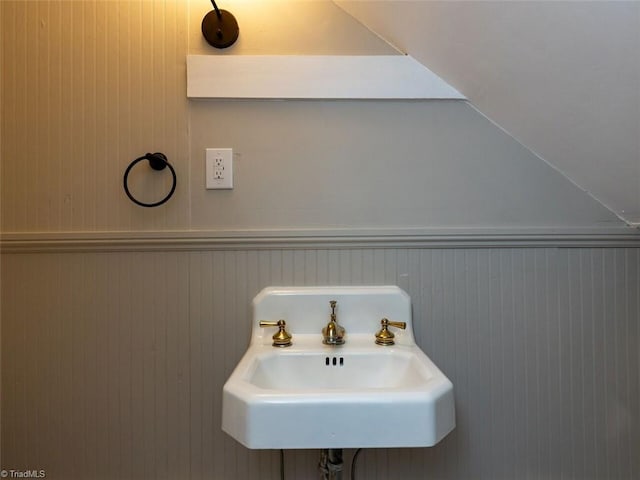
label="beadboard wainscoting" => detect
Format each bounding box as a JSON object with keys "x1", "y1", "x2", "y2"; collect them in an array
[
  {"x1": 2, "y1": 245, "x2": 638, "y2": 480},
  {"x1": 2, "y1": 2, "x2": 639, "y2": 479}
]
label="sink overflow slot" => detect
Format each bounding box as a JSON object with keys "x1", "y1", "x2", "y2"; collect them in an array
[{"x1": 325, "y1": 356, "x2": 344, "y2": 366}]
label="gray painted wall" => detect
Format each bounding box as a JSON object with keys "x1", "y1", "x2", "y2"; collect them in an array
[
  {"x1": 0, "y1": 0, "x2": 627, "y2": 233},
  {"x1": 337, "y1": 0, "x2": 640, "y2": 225},
  {"x1": 2, "y1": 2, "x2": 639, "y2": 479},
  {"x1": 189, "y1": 100, "x2": 619, "y2": 230},
  {"x1": 2, "y1": 247, "x2": 638, "y2": 479}
]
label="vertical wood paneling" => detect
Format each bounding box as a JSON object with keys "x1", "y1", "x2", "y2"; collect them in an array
[
  {"x1": 4, "y1": 1, "x2": 634, "y2": 479},
  {"x1": 2, "y1": 247, "x2": 639, "y2": 479},
  {"x1": 0, "y1": 0, "x2": 190, "y2": 232},
  {"x1": 627, "y1": 248, "x2": 639, "y2": 479},
  {"x1": 1, "y1": 0, "x2": 627, "y2": 234}
]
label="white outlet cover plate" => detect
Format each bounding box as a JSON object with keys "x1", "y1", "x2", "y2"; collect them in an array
[{"x1": 206, "y1": 148, "x2": 233, "y2": 189}]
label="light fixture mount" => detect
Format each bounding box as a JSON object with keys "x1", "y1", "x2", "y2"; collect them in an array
[{"x1": 201, "y1": 1, "x2": 239, "y2": 49}]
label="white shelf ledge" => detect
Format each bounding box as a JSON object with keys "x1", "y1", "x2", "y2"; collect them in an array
[{"x1": 186, "y1": 55, "x2": 465, "y2": 100}]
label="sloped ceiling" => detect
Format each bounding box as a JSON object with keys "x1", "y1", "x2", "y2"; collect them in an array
[{"x1": 336, "y1": 0, "x2": 640, "y2": 226}]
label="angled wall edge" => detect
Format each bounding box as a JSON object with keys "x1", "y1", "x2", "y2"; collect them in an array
[{"x1": 186, "y1": 55, "x2": 466, "y2": 99}]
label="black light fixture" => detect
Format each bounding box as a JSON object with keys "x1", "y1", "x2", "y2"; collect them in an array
[{"x1": 201, "y1": 0, "x2": 239, "y2": 49}]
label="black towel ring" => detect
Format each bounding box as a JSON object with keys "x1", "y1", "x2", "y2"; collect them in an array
[{"x1": 123, "y1": 152, "x2": 176, "y2": 207}]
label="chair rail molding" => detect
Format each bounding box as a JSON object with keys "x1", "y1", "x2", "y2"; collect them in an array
[{"x1": 2, "y1": 228, "x2": 639, "y2": 253}]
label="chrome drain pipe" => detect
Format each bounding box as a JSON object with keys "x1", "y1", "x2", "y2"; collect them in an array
[{"x1": 319, "y1": 448, "x2": 343, "y2": 479}]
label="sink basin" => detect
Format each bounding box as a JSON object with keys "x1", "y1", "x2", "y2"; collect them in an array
[
  {"x1": 248, "y1": 349, "x2": 427, "y2": 390},
  {"x1": 222, "y1": 286, "x2": 455, "y2": 449}
]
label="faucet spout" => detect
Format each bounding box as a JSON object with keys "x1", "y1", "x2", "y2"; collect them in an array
[{"x1": 322, "y1": 300, "x2": 345, "y2": 345}]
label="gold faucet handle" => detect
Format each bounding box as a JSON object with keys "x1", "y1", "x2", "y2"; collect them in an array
[
  {"x1": 374, "y1": 318, "x2": 406, "y2": 346},
  {"x1": 259, "y1": 319, "x2": 292, "y2": 347}
]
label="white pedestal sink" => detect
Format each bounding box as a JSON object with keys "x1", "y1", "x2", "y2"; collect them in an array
[{"x1": 222, "y1": 286, "x2": 455, "y2": 449}]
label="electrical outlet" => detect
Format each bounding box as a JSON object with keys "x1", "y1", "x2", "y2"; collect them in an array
[{"x1": 206, "y1": 148, "x2": 233, "y2": 189}]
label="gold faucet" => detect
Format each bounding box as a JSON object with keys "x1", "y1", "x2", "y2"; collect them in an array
[
  {"x1": 322, "y1": 300, "x2": 345, "y2": 345},
  {"x1": 374, "y1": 318, "x2": 406, "y2": 346},
  {"x1": 259, "y1": 319, "x2": 292, "y2": 347}
]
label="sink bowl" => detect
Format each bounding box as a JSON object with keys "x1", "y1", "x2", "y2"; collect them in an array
[
  {"x1": 248, "y1": 349, "x2": 427, "y2": 390},
  {"x1": 222, "y1": 286, "x2": 455, "y2": 449}
]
